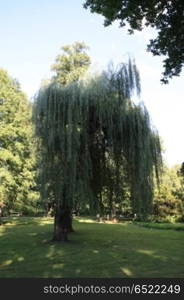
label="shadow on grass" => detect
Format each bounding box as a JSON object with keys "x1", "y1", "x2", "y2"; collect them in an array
[{"x1": 0, "y1": 217, "x2": 184, "y2": 278}]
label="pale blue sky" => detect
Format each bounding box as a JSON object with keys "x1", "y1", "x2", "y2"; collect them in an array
[{"x1": 0, "y1": 0, "x2": 183, "y2": 167}]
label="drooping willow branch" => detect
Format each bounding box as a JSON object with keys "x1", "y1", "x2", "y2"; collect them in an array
[{"x1": 33, "y1": 60, "x2": 162, "y2": 218}]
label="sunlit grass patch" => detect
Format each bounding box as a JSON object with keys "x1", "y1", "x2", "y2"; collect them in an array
[{"x1": 75, "y1": 217, "x2": 98, "y2": 223}]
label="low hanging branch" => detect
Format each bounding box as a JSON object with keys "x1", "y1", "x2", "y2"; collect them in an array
[{"x1": 33, "y1": 60, "x2": 162, "y2": 241}]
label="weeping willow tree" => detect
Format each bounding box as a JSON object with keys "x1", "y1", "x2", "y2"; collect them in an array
[{"x1": 33, "y1": 60, "x2": 162, "y2": 241}]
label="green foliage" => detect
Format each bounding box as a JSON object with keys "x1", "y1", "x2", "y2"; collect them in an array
[
  {"x1": 153, "y1": 165, "x2": 184, "y2": 222},
  {"x1": 34, "y1": 59, "x2": 162, "y2": 218},
  {"x1": 51, "y1": 41, "x2": 91, "y2": 85},
  {"x1": 84, "y1": 0, "x2": 184, "y2": 83},
  {"x1": 0, "y1": 69, "x2": 38, "y2": 214},
  {"x1": 179, "y1": 162, "x2": 184, "y2": 178}
]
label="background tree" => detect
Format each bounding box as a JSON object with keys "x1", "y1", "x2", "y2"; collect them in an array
[
  {"x1": 153, "y1": 165, "x2": 183, "y2": 222},
  {"x1": 34, "y1": 59, "x2": 162, "y2": 241},
  {"x1": 175, "y1": 162, "x2": 184, "y2": 220},
  {"x1": 51, "y1": 41, "x2": 91, "y2": 84},
  {"x1": 180, "y1": 162, "x2": 184, "y2": 177},
  {"x1": 84, "y1": 0, "x2": 184, "y2": 83},
  {"x1": 0, "y1": 69, "x2": 38, "y2": 216}
]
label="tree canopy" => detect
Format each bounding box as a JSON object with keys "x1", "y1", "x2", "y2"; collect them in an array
[
  {"x1": 84, "y1": 0, "x2": 184, "y2": 83},
  {"x1": 0, "y1": 69, "x2": 38, "y2": 215},
  {"x1": 51, "y1": 41, "x2": 91, "y2": 85}
]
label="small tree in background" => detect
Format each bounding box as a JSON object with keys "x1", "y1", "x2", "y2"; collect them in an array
[
  {"x1": 51, "y1": 41, "x2": 91, "y2": 85},
  {"x1": 153, "y1": 165, "x2": 183, "y2": 222}
]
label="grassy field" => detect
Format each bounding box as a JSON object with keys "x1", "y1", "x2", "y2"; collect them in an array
[{"x1": 0, "y1": 217, "x2": 184, "y2": 278}]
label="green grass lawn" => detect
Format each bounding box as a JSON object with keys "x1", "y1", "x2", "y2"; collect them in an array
[{"x1": 0, "y1": 217, "x2": 184, "y2": 278}]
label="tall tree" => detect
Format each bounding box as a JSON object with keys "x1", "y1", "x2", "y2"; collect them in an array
[
  {"x1": 51, "y1": 41, "x2": 91, "y2": 84},
  {"x1": 34, "y1": 59, "x2": 162, "y2": 241},
  {"x1": 84, "y1": 0, "x2": 184, "y2": 83},
  {"x1": 0, "y1": 69, "x2": 37, "y2": 215}
]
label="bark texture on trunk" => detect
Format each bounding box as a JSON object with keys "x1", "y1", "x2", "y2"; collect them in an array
[{"x1": 53, "y1": 206, "x2": 73, "y2": 241}]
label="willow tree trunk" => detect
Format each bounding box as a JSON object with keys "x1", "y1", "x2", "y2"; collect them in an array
[{"x1": 53, "y1": 206, "x2": 73, "y2": 241}]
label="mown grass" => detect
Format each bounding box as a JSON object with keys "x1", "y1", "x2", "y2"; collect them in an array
[
  {"x1": 134, "y1": 221, "x2": 184, "y2": 231},
  {"x1": 0, "y1": 217, "x2": 184, "y2": 278}
]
